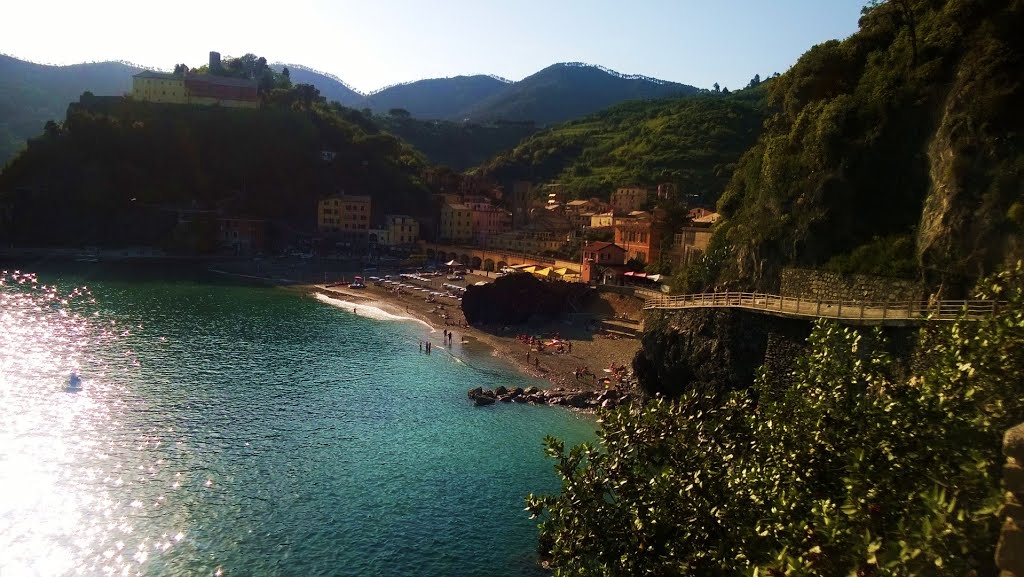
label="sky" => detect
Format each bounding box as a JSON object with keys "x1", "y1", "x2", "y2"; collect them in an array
[{"x1": 2, "y1": 0, "x2": 866, "y2": 93}]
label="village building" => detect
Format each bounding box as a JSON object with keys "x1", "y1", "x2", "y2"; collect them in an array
[
  {"x1": 385, "y1": 214, "x2": 420, "y2": 246},
  {"x1": 218, "y1": 217, "x2": 266, "y2": 254},
  {"x1": 580, "y1": 241, "x2": 628, "y2": 284},
  {"x1": 613, "y1": 216, "x2": 661, "y2": 265},
  {"x1": 610, "y1": 186, "x2": 649, "y2": 214},
  {"x1": 466, "y1": 202, "x2": 512, "y2": 245},
  {"x1": 318, "y1": 193, "x2": 371, "y2": 244},
  {"x1": 440, "y1": 203, "x2": 474, "y2": 243}
]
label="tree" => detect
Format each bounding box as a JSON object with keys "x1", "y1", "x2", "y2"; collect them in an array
[
  {"x1": 388, "y1": 108, "x2": 412, "y2": 120},
  {"x1": 527, "y1": 265, "x2": 1024, "y2": 575},
  {"x1": 173, "y1": 63, "x2": 189, "y2": 75},
  {"x1": 712, "y1": 82, "x2": 720, "y2": 93},
  {"x1": 282, "y1": 67, "x2": 290, "y2": 79},
  {"x1": 746, "y1": 73, "x2": 761, "y2": 88}
]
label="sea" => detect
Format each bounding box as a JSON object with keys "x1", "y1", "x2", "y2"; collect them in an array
[{"x1": 0, "y1": 265, "x2": 595, "y2": 577}]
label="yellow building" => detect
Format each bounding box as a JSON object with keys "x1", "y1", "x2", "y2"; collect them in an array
[
  {"x1": 590, "y1": 212, "x2": 615, "y2": 228},
  {"x1": 318, "y1": 194, "x2": 372, "y2": 237},
  {"x1": 132, "y1": 71, "x2": 259, "y2": 109},
  {"x1": 440, "y1": 203, "x2": 473, "y2": 243},
  {"x1": 386, "y1": 214, "x2": 420, "y2": 246}
]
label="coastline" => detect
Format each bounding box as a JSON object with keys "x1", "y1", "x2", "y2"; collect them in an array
[{"x1": 302, "y1": 281, "x2": 642, "y2": 397}]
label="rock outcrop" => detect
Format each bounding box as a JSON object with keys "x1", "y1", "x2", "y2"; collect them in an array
[
  {"x1": 461, "y1": 273, "x2": 589, "y2": 326},
  {"x1": 468, "y1": 385, "x2": 630, "y2": 410}
]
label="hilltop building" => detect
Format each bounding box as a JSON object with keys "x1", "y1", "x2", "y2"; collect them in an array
[{"x1": 131, "y1": 52, "x2": 258, "y2": 109}]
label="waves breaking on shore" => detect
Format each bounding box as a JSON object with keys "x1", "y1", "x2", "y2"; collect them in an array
[{"x1": 313, "y1": 292, "x2": 435, "y2": 331}]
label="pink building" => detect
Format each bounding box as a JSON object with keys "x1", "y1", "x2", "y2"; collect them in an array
[{"x1": 467, "y1": 202, "x2": 512, "y2": 245}]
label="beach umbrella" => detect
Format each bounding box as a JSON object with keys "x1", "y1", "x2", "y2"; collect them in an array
[
  {"x1": 534, "y1": 267, "x2": 552, "y2": 277},
  {"x1": 510, "y1": 264, "x2": 531, "y2": 269},
  {"x1": 444, "y1": 259, "x2": 458, "y2": 266},
  {"x1": 552, "y1": 267, "x2": 568, "y2": 276},
  {"x1": 647, "y1": 274, "x2": 663, "y2": 282},
  {"x1": 521, "y1": 266, "x2": 537, "y2": 273}
]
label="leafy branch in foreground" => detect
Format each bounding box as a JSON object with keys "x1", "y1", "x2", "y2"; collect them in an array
[{"x1": 528, "y1": 264, "x2": 1024, "y2": 576}]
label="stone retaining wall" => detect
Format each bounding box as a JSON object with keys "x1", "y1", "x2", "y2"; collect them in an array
[
  {"x1": 780, "y1": 268, "x2": 922, "y2": 303},
  {"x1": 998, "y1": 423, "x2": 1024, "y2": 576}
]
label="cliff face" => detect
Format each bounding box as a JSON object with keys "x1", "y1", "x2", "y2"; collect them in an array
[
  {"x1": 634, "y1": 309, "x2": 811, "y2": 398},
  {"x1": 713, "y1": 0, "x2": 1023, "y2": 293},
  {"x1": 918, "y1": 19, "x2": 1024, "y2": 292}
]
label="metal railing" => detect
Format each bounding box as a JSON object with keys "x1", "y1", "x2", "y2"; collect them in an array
[{"x1": 643, "y1": 292, "x2": 1001, "y2": 322}]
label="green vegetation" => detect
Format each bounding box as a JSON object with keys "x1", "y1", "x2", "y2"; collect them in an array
[
  {"x1": 478, "y1": 89, "x2": 768, "y2": 202},
  {"x1": 528, "y1": 264, "x2": 1024, "y2": 576},
  {"x1": 713, "y1": 0, "x2": 1023, "y2": 288},
  {"x1": 374, "y1": 114, "x2": 538, "y2": 170},
  {"x1": 0, "y1": 83, "x2": 430, "y2": 247},
  {"x1": 0, "y1": 55, "x2": 140, "y2": 167}
]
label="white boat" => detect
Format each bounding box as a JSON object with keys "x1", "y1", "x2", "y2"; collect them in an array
[{"x1": 66, "y1": 373, "x2": 83, "y2": 392}]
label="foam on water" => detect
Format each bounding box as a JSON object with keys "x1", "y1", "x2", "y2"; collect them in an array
[{"x1": 314, "y1": 292, "x2": 435, "y2": 331}]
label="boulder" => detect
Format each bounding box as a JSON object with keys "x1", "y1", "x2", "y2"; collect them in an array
[
  {"x1": 474, "y1": 395, "x2": 496, "y2": 406},
  {"x1": 495, "y1": 385, "x2": 508, "y2": 396}
]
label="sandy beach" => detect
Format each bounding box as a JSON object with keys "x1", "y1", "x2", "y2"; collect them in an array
[{"x1": 302, "y1": 279, "x2": 644, "y2": 392}]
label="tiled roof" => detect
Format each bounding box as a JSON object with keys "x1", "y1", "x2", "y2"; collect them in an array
[
  {"x1": 134, "y1": 70, "x2": 180, "y2": 80},
  {"x1": 586, "y1": 241, "x2": 625, "y2": 252}
]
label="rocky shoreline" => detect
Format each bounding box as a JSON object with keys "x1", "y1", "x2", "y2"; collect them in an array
[{"x1": 468, "y1": 385, "x2": 633, "y2": 410}]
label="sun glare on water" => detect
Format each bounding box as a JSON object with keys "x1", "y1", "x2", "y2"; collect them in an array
[{"x1": 0, "y1": 271, "x2": 184, "y2": 576}]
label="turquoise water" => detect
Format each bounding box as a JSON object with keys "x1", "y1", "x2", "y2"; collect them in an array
[{"x1": 0, "y1": 267, "x2": 594, "y2": 576}]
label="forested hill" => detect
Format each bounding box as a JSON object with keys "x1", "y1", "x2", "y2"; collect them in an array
[
  {"x1": 476, "y1": 87, "x2": 768, "y2": 203},
  {"x1": 270, "y1": 64, "x2": 364, "y2": 106},
  {"x1": 463, "y1": 63, "x2": 700, "y2": 125},
  {"x1": 0, "y1": 55, "x2": 141, "y2": 165},
  {"x1": 0, "y1": 90, "x2": 431, "y2": 248},
  {"x1": 711, "y1": 0, "x2": 1024, "y2": 292},
  {"x1": 362, "y1": 75, "x2": 509, "y2": 120}
]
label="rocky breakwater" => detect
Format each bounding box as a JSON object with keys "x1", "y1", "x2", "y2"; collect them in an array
[{"x1": 467, "y1": 385, "x2": 631, "y2": 410}]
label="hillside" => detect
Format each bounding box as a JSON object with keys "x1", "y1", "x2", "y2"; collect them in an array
[
  {"x1": 0, "y1": 90, "x2": 430, "y2": 248},
  {"x1": 476, "y1": 88, "x2": 767, "y2": 202},
  {"x1": 711, "y1": 0, "x2": 1024, "y2": 292},
  {"x1": 374, "y1": 115, "x2": 538, "y2": 170},
  {"x1": 271, "y1": 63, "x2": 364, "y2": 106},
  {"x1": 0, "y1": 55, "x2": 140, "y2": 166},
  {"x1": 363, "y1": 75, "x2": 509, "y2": 119},
  {"x1": 464, "y1": 63, "x2": 701, "y2": 125}
]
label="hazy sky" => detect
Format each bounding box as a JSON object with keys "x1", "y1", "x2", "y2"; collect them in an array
[{"x1": 3, "y1": 0, "x2": 865, "y2": 93}]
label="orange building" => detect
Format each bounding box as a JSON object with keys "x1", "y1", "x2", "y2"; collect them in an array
[
  {"x1": 581, "y1": 241, "x2": 627, "y2": 283},
  {"x1": 614, "y1": 217, "x2": 660, "y2": 265}
]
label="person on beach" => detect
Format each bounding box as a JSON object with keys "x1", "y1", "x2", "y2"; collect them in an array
[
  {"x1": 419, "y1": 341, "x2": 423, "y2": 352},
  {"x1": 526, "y1": 350, "x2": 531, "y2": 362}
]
